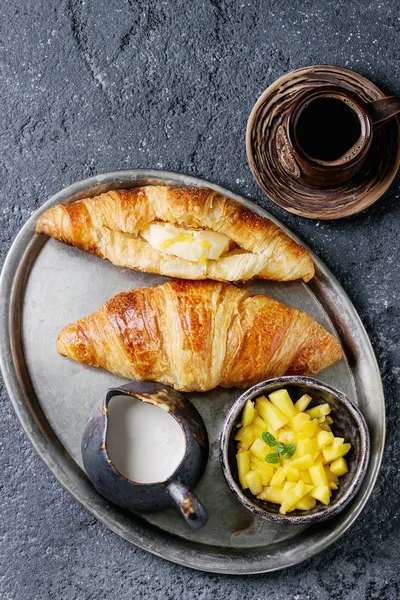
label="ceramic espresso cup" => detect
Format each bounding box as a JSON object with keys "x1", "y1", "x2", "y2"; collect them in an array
[
  {"x1": 276, "y1": 85, "x2": 400, "y2": 187},
  {"x1": 82, "y1": 381, "x2": 209, "y2": 529}
]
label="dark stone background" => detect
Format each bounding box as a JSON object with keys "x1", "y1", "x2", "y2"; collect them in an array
[{"x1": 1, "y1": 1, "x2": 399, "y2": 598}]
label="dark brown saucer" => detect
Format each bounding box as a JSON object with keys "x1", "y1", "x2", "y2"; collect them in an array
[{"x1": 246, "y1": 65, "x2": 400, "y2": 219}]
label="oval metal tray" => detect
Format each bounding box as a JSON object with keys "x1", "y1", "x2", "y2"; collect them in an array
[{"x1": 0, "y1": 170, "x2": 384, "y2": 574}]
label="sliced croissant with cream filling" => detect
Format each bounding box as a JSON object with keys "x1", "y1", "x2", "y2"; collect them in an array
[
  {"x1": 57, "y1": 279, "x2": 342, "y2": 392},
  {"x1": 36, "y1": 185, "x2": 315, "y2": 282}
]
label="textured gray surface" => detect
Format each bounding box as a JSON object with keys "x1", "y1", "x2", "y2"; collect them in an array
[{"x1": 0, "y1": 0, "x2": 399, "y2": 598}]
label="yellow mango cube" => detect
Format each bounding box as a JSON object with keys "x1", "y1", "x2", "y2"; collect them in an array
[
  {"x1": 286, "y1": 468, "x2": 300, "y2": 482},
  {"x1": 297, "y1": 438, "x2": 313, "y2": 457},
  {"x1": 317, "y1": 430, "x2": 335, "y2": 449},
  {"x1": 256, "y1": 396, "x2": 289, "y2": 430},
  {"x1": 249, "y1": 438, "x2": 269, "y2": 462},
  {"x1": 234, "y1": 424, "x2": 262, "y2": 443},
  {"x1": 250, "y1": 456, "x2": 274, "y2": 474},
  {"x1": 283, "y1": 481, "x2": 297, "y2": 491},
  {"x1": 329, "y1": 481, "x2": 338, "y2": 490},
  {"x1": 301, "y1": 419, "x2": 319, "y2": 438},
  {"x1": 330, "y1": 457, "x2": 349, "y2": 477},
  {"x1": 253, "y1": 415, "x2": 269, "y2": 431},
  {"x1": 280, "y1": 481, "x2": 314, "y2": 514},
  {"x1": 295, "y1": 494, "x2": 317, "y2": 510},
  {"x1": 286, "y1": 453, "x2": 314, "y2": 470},
  {"x1": 268, "y1": 389, "x2": 297, "y2": 419},
  {"x1": 333, "y1": 437, "x2": 345, "y2": 447},
  {"x1": 322, "y1": 442, "x2": 351, "y2": 463},
  {"x1": 278, "y1": 428, "x2": 297, "y2": 444},
  {"x1": 242, "y1": 399, "x2": 255, "y2": 427},
  {"x1": 318, "y1": 421, "x2": 332, "y2": 432},
  {"x1": 310, "y1": 485, "x2": 331, "y2": 505},
  {"x1": 324, "y1": 465, "x2": 339, "y2": 483},
  {"x1": 290, "y1": 412, "x2": 311, "y2": 432},
  {"x1": 245, "y1": 470, "x2": 263, "y2": 495},
  {"x1": 305, "y1": 403, "x2": 331, "y2": 419},
  {"x1": 308, "y1": 462, "x2": 329, "y2": 487},
  {"x1": 300, "y1": 470, "x2": 313, "y2": 484},
  {"x1": 236, "y1": 451, "x2": 250, "y2": 489},
  {"x1": 294, "y1": 394, "x2": 312, "y2": 412},
  {"x1": 270, "y1": 467, "x2": 288, "y2": 487},
  {"x1": 257, "y1": 486, "x2": 284, "y2": 504},
  {"x1": 250, "y1": 462, "x2": 273, "y2": 486}
]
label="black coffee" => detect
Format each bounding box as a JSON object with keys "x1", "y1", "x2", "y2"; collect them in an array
[{"x1": 294, "y1": 97, "x2": 362, "y2": 162}]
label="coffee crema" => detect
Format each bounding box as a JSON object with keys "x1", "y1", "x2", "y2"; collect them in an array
[{"x1": 294, "y1": 94, "x2": 366, "y2": 166}]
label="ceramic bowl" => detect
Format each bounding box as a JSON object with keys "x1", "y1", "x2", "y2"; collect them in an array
[{"x1": 220, "y1": 376, "x2": 370, "y2": 524}]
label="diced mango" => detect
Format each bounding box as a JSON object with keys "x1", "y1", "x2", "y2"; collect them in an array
[
  {"x1": 236, "y1": 451, "x2": 250, "y2": 489},
  {"x1": 324, "y1": 466, "x2": 339, "y2": 483},
  {"x1": 300, "y1": 470, "x2": 313, "y2": 484},
  {"x1": 290, "y1": 412, "x2": 310, "y2": 432},
  {"x1": 270, "y1": 467, "x2": 288, "y2": 487},
  {"x1": 250, "y1": 461, "x2": 273, "y2": 486},
  {"x1": 301, "y1": 419, "x2": 319, "y2": 438},
  {"x1": 236, "y1": 388, "x2": 351, "y2": 514},
  {"x1": 312, "y1": 450, "x2": 322, "y2": 463},
  {"x1": 278, "y1": 428, "x2": 297, "y2": 444},
  {"x1": 318, "y1": 421, "x2": 332, "y2": 432},
  {"x1": 268, "y1": 389, "x2": 297, "y2": 419},
  {"x1": 245, "y1": 470, "x2": 263, "y2": 495},
  {"x1": 253, "y1": 415, "x2": 269, "y2": 431},
  {"x1": 249, "y1": 438, "x2": 269, "y2": 462},
  {"x1": 308, "y1": 462, "x2": 329, "y2": 487},
  {"x1": 295, "y1": 394, "x2": 312, "y2": 412},
  {"x1": 280, "y1": 481, "x2": 314, "y2": 514},
  {"x1": 234, "y1": 424, "x2": 262, "y2": 443},
  {"x1": 286, "y1": 468, "x2": 300, "y2": 482},
  {"x1": 283, "y1": 481, "x2": 297, "y2": 492},
  {"x1": 317, "y1": 430, "x2": 335, "y2": 449},
  {"x1": 256, "y1": 396, "x2": 289, "y2": 430},
  {"x1": 305, "y1": 403, "x2": 331, "y2": 419},
  {"x1": 287, "y1": 453, "x2": 314, "y2": 470},
  {"x1": 310, "y1": 485, "x2": 331, "y2": 505},
  {"x1": 250, "y1": 456, "x2": 274, "y2": 474},
  {"x1": 330, "y1": 457, "x2": 349, "y2": 477},
  {"x1": 257, "y1": 486, "x2": 284, "y2": 504},
  {"x1": 297, "y1": 438, "x2": 314, "y2": 457},
  {"x1": 242, "y1": 399, "x2": 255, "y2": 427},
  {"x1": 322, "y1": 443, "x2": 351, "y2": 463},
  {"x1": 295, "y1": 494, "x2": 317, "y2": 511},
  {"x1": 333, "y1": 437, "x2": 345, "y2": 447}
]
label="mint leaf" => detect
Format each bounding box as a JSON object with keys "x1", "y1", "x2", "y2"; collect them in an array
[
  {"x1": 262, "y1": 432, "x2": 276, "y2": 447},
  {"x1": 281, "y1": 443, "x2": 297, "y2": 460},
  {"x1": 276, "y1": 442, "x2": 284, "y2": 454},
  {"x1": 265, "y1": 452, "x2": 280, "y2": 464}
]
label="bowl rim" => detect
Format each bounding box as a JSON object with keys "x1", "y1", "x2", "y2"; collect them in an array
[{"x1": 220, "y1": 375, "x2": 371, "y2": 525}]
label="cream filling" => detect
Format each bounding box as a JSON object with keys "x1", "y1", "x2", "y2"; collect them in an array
[{"x1": 140, "y1": 222, "x2": 231, "y2": 264}]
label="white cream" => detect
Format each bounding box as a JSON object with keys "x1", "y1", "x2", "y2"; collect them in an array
[
  {"x1": 107, "y1": 396, "x2": 186, "y2": 483},
  {"x1": 140, "y1": 222, "x2": 230, "y2": 263}
]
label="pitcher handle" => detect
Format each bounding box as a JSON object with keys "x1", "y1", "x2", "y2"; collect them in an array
[{"x1": 167, "y1": 481, "x2": 208, "y2": 529}]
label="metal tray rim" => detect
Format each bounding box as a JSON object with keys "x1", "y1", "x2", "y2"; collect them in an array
[{"x1": 0, "y1": 169, "x2": 385, "y2": 574}]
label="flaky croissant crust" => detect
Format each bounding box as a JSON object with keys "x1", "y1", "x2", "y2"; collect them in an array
[
  {"x1": 36, "y1": 185, "x2": 315, "y2": 282},
  {"x1": 57, "y1": 280, "x2": 342, "y2": 392}
]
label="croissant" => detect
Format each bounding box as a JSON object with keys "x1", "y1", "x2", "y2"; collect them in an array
[
  {"x1": 57, "y1": 280, "x2": 341, "y2": 392},
  {"x1": 36, "y1": 185, "x2": 314, "y2": 283}
]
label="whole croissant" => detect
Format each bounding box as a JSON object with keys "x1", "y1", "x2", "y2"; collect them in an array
[
  {"x1": 36, "y1": 185, "x2": 314, "y2": 283},
  {"x1": 57, "y1": 280, "x2": 341, "y2": 392}
]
